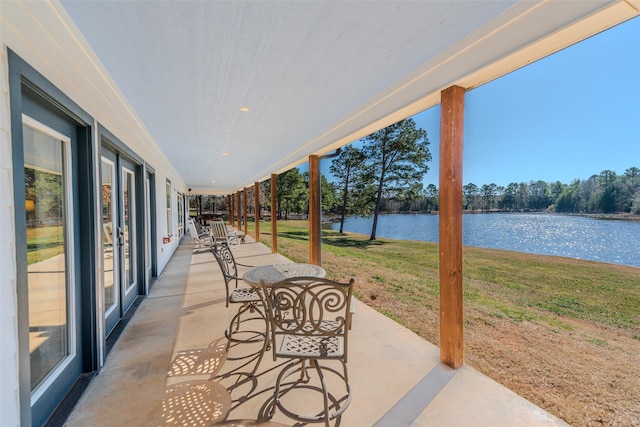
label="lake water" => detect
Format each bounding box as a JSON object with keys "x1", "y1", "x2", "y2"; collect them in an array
[{"x1": 327, "y1": 213, "x2": 640, "y2": 268}]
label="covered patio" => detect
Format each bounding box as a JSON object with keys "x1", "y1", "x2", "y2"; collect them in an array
[
  {"x1": 65, "y1": 237, "x2": 566, "y2": 426},
  {"x1": 3, "y1": 2, "x2": 639, "y2": 425}
]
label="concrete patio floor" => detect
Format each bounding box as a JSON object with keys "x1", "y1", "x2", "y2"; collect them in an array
[{"x1": 64, "y1": 236, "x2": 569, "y2": 426}]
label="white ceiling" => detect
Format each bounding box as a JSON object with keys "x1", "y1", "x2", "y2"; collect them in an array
[{"x1": 59, "y1": 1, "x2": 639, "y2": 195}]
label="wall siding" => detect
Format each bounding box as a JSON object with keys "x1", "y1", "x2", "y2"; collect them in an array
[
  {"x1": 0, "y1": 44, "x2": 20, "y2": 427},
  {"x1": 0, "y1": 3, "x2": 189, "y2": 423}
]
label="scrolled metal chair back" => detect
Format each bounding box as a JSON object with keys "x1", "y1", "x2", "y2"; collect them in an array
[
  {"x1": 261, "y1": 277, "x2": 354, "y2": 360},
  {"x1": 211, "y1": 243, "x2": 238, "y2": 307}
]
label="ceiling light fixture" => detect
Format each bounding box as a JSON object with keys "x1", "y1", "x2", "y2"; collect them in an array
[
  {"x1": 239, "y1": 106, "x2": 250, "y2": 112},
  {"x1": 221, "y1": 152, "x2": 230, "y2": 156}
]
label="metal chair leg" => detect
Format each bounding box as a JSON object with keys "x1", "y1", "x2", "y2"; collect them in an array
[{"x1": 312, "y1": 359, "x2": 331, "y2": 427}]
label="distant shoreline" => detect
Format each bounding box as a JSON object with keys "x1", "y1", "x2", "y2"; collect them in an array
[
  {"x1": 568, "y1": 212, "x2": 640, "y2": 221},
  {"x1": 338, "y1": 211, "x2": 640, "y2": 221},
  {"x1": 459, "y1": 210, "x2": 640, "y2": 221}
]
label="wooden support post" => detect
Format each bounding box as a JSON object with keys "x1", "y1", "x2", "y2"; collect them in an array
[
  {"x1": 229, "y1": 195, "x2": 234, "y2": 226},
  {"x1": 309, "y1": 155, "x2": 321, "y2": 265},
  {"x1": 236, "y1": 191, "x2": 241, "y2": 230},
  {"x1": 254, "y1": 182, "x2": 260, "y2": 242},
  {"x1": 439, "y1": 85, "x2": 466, "y2": 369},
  {"x1": 243, "y1": 188, "x2": 248, "y2": 237},
  {"x1": 270, "y1": 174, "x2": 278, "y2": 254}
]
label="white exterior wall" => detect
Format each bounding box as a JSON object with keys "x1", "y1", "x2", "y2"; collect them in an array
[
  {"x1": 0, "y1": 0, "x2": 186, "y2": 269},
  {"x1": 0, "y1": 43, "x2": 20, "y2": 427},
  {"x1": 0, "y1": 2, "x2": 187, "y2": 422}
]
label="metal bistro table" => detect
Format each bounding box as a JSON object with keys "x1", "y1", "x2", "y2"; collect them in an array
[
  {"x1": 241, "y1": 263, "x2": 327, "y2": 367},
  {"x1": 243, "y1": 263, "x2": 326, "y2": 286}
]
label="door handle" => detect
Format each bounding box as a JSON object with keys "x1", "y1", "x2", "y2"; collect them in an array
[{"x1": 117, "y1": 227, "x2": 125, "y2": 247}]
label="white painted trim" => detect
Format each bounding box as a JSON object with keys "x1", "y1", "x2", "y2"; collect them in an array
[
  {"x1": 0, "y1": 42, "x2": 21, "y2": 427},
  {"x1": 94, "y1": 123, "x2": 105, "y2": 368}
]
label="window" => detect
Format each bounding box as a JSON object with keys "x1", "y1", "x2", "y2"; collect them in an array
[
  {"x1": 177, "y1": 192, "x2": 184, "y2": 237},
  {"x1": 166, "y1": 179, "x2": 172, "y2": 236}
]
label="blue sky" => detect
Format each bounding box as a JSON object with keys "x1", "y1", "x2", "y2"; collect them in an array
[{"x1": 311, "y1": 16, "x2": 639, "y2": 189}]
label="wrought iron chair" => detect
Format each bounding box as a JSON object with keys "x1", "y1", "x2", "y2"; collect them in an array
[
  {"x1": 211, "y1": 243, "x2": 265, "y2": 354},
  {"x1": 259, "y1": 277, "x2": 355, "y2": 426}
]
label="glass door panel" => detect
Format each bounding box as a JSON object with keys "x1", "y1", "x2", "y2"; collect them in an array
[
  {"x1": 101, "y1": 158, "x2": 117, "y2": 315},
  {"x1": 102, "y1": 149, "x2": 121, "y2": 336},
  {"x1": 122, "y1": 166, "x2": 136, "y2": 298},
  {"x1": 23, "y1": 117, "x2": 76, "y2": 400}
]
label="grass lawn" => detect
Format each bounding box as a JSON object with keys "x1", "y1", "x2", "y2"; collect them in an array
[
  {"x1": 245, "y1": 219, "x2": 640, "y2": 426},
  {"x1": 26, "y1": 225, "x2": 64, "y2": 265}
]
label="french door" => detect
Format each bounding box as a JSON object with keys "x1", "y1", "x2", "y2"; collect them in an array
[
  {"x1": 102, "y1": 147, "x2": 139, "y2": 336},
  {"x1": 21, "y1": 113, "x2": 83, "y2": 427}
]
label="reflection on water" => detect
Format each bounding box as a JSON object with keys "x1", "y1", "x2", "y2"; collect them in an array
[{"x1": 329, "y1": 213, "x2": 640, "y2": 268}]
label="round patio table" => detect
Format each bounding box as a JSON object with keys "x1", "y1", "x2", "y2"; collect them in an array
[{"x1": 243, "y1": 263, "x2": 326, "y2": 286}]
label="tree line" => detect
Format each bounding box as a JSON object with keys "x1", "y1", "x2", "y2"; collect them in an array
[
  {"x1": 196, "y1": 117, "x2": 638, "y2": 240},
  {"x1": 460, "y1": 169, "x2": 640, "y2": 215}
]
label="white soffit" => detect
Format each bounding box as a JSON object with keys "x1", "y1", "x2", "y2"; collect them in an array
[{"x1": 54, "y1": 1, "x2": 638, "y2": 194}]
